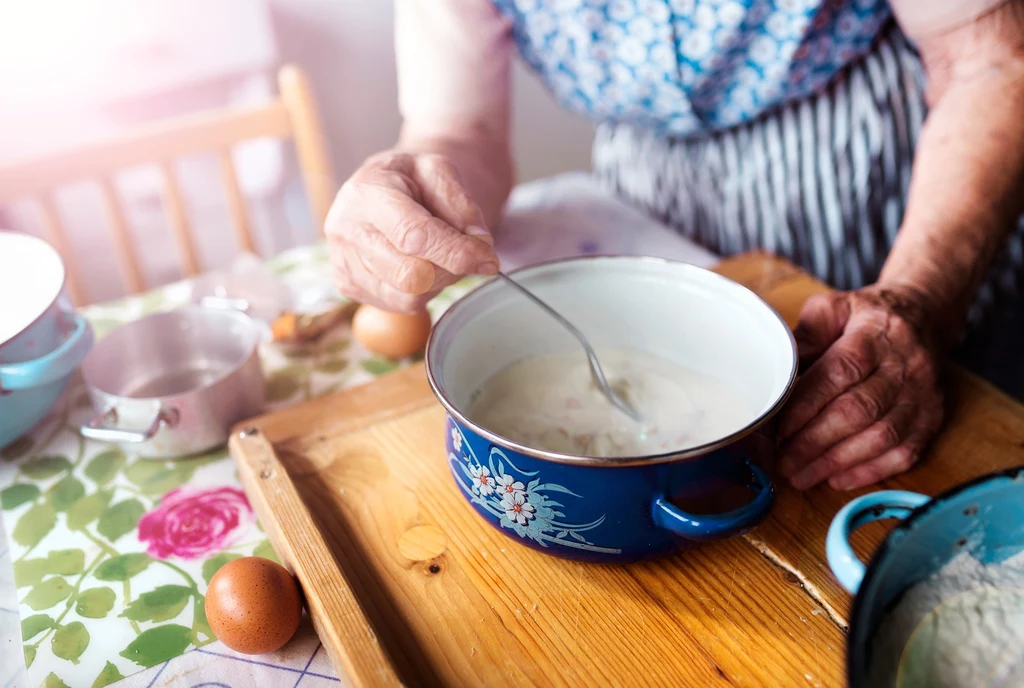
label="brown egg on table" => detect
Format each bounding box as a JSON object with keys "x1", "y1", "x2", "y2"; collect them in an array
[
  {"x1": 352, "y1": 304, "x2": 433, "y2": 359},
  {"x1": 205, "y1": 556, "x2": 303, "y2": 655}
]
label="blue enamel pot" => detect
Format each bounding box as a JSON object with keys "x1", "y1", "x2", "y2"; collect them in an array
[
  {"x1": 0, "y1": 232, "x2": 94, "y2": 449},
  {"x1": 827, "y1": 466, "x2": 1024, "y2": 687},
  {"x1": 426, "y1": 256, "x2": 797, "y2": 563}
]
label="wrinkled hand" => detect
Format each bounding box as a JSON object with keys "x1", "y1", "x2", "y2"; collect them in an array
[
  {"x1": 325, "y1": 151, "x2": 499, "y2": 313},
  {"x1": 776, "y1": 286, "x2": 945, "y2": 491}
]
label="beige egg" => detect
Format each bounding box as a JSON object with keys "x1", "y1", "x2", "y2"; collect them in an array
[
  {"x1": 205, "y1": 556, "x2": 302, "y2": 655},
  {"x1": 352, "y1": 305, "x2": 433, "y2": 359}
]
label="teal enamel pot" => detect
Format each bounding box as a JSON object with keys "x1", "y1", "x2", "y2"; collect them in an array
[
  {"x1": 827, "y1": 466, "x2": 1024, "y2": 687},
  {"x1": 0, "y1": 231, "x2": 94, "y2": 449}
]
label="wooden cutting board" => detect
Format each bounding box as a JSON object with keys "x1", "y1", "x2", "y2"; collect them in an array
[{"x1": 228, "y1": 252, "x2": 1024, "y2": 688}]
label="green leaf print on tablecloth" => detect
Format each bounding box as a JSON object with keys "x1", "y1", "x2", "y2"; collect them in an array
[
  {"x1": 120, "y1": 624, "x2": 193, "y2": 668},
  {"x1": 83, "y1": 450, "x2": 126, "y2": 485},
  {"x1": 94, "y1": 554, "x2": 152, "y2": 581},
  {"x1": 361, "y1": 357, "x2": 400, "y2": 376},
  {"x1": 45, "y1": 550, "x2": 85, "y2": 576},
  {"x1": 14, "y1": 502, "x2": 57, "y2": 547},
  {"x1": 66, "y1": 490, "x2": 113, "y2": 531},
  {"x1": 92, "y1": 661, "x2": 124, "y2": 687},
  {"x1": 76, "y1": 588, "x2": 116, "y2": 618},
  {"x1": 47, "y1": 476, "x2": 85, "y2": 512},
  {"x1": 14, "y1": 551, "x2": 84, "y2": 587},
  {"x1": 42, "y1": 672, "x2": 70, "y2": 688},
  {"x1": 21, "y1": 614, "x2": 54, "y2": 641},
  {"x1": 124, "y1": 461, "x2": 194, "y2": 496},
  {"x1": 14, "y1": 559, "x2": 49, "y2": 587},
  {"x1": 121, "y1": 585, "x2": 192, "y2": 622},
  {"x1": 0, "y1": 244, "x2": 485, "y2": 687},
  {"x1": 51, "y1": 621, "x2": 90, "y2": 663},
  {"x1": 20, "y1": 456, "x2": 72, "y2": 480},
  {"x1": 96, "y1": 499, "x2": 145, "y2": 542},
  {"x1": 1, "y1": 483, "x2": 40, "y2": 509},
  {"x1": 23, "y1": 577, "x2": 72, "y2": 611}
]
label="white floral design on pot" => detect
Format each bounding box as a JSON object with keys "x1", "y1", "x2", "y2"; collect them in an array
[
  {"x1": 447, "y1": 422, "x2": 622, "y2": 554},
  {"x1": 502, "y1": 491, "x2": 536, "y2": 525},
  {"x1": 470, "y1": 464, "x2": 495, "y2": 496},
  {"x1": 497, "y1": 473, "x2": 525, "y2": 497}
]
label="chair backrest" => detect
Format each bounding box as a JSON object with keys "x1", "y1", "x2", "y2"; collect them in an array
[{"x1": 0, "y1": 64, "x2": 336, "y2": 306}]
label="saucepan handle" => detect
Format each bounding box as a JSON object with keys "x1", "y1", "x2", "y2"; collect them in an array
[
  {"x1": 652, "y1": 459, "x2": 775, "y2": 542},
  {"x1": 826, "y1": 490, "x2": 930, "y2": 594},
  {"x1": 81, "y1": 407, "x2": 178, "y2": 444}
]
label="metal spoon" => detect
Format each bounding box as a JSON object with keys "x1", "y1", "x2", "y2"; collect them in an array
[{"x1": 496, "y1": 271, "x2": 644, "y2": 423}]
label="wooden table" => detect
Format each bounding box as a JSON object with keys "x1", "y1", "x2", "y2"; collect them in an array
[{"x1": 229, "y1": 253, "x2": 1024, "y2": 687}]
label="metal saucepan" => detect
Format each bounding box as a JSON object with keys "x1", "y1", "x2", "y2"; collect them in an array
[{"x1": 81, "y1": 306, "x2": 265, "y2": 458}]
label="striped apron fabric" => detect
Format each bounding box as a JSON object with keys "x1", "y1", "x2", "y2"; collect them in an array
[{"x1": 592, "y1": 22, "x2": 1024, "y2": 396}]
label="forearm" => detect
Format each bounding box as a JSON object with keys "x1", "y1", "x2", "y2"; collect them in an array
[
  {"x1": 878, "y1": 3, "x2": 1024, "y2": 348},
  {"x1": 396, "y1": 120, "x2": 514, "y2": 230},
  {"x1": 391, "y1": 0, "x2": 514, "y2": 231}
]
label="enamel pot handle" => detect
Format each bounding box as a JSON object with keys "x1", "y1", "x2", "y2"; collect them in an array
[
  {"x1": 652, "y1": 459, "x2": 775, "y2": 542},
  {"x1": 826, "y1": 490, "x2": 930, "y2": 594}
]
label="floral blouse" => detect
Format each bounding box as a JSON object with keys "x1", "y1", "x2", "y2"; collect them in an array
[{"x1": 394, "y1": 0, "x2": 1007, "y2": 137}]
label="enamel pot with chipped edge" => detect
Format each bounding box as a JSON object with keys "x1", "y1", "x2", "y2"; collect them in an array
[{"x1": 827, "y1": 466, "x2": 1024, "y2": 686}]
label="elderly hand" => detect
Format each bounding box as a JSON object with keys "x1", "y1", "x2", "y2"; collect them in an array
[
  {"x1": 776, "y1": 286, "x2": 945, "y2": 491},
  {"x1": 326, "y1": 151, "x2": 500, "y2": 313}
]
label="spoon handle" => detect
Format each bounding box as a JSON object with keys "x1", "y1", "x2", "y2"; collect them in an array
[{"x1": 496, "y1": 272, "x2": 643, "y2": 423}]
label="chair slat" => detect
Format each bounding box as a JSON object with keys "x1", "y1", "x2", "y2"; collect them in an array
[
  {"x1": 218, "y1": 150, "x2": 256, "y2": 254},
  {"x1": 99, "y1": 177, "x2": 146, "y2": 294},
  {"x1": 36, "y1": 194, "x2": 87, "y2": 306},
  {"x1": 1, "y1": 65, "x2": 331, "y2": 303},
  {"x1": 160, "y1": 162, "x2": 201, "y2": 277},
  {"x1": 279, "y1": 65, "x2": 336, "y2": 235},
  {"x1": 0, "y1": 103, "x2": 293, "y2": 205}
]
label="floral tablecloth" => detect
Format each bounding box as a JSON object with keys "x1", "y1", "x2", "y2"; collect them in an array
[
  {"x1": 0, "y1": 244, "x2": 489, "y2": 688},
  {"x1": 0, "y1": 172, "x2": 719, "y2": 688}
]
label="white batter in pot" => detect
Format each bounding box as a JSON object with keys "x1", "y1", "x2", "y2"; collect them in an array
[{"x1": 465, "y1": 348, "x2": 754, "y2": 458}]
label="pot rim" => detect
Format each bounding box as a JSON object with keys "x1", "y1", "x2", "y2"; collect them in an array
[
  {"x1": 82, "y1": 305, "x2": 262, "y2": 403},
  {"x1": 0, "y1": 231, "x2": 68, "y2": 348},
  {"x1": 846, "y1": 464, "x2": 1024, "y2": 682},
  {"x1": 425, "y1": 254, "x2": 798, "y2": 467}
]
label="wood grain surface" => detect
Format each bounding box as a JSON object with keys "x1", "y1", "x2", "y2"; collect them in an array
[
  {"x1": 233, "y1": 429, "x2": 403, "y2": 688},
  {"x1": 713, "y1": 255, "x2": 1024, "y2": 627},
  {"x1": 230, "y1": 252, "x2": 1024, "y2": 687}
]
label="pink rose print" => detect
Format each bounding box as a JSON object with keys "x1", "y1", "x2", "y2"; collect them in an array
[{"x1": 138, "y1": 486, "x2": 254, "y2": 560}]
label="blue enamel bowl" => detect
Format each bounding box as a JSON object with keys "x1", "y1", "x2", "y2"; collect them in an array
[
  {"x1": 0, "y1": 232, "x2": 94, "y2": 450},
  {"x1": 426, "y1": 256, "x2": 797, "y2": 563},
  {"x1": 827, "y1": 466, "x2": 1024, "y2": 687}
]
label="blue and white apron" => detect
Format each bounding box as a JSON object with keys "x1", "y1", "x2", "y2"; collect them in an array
[{"x1": 493, "y1": 1, "x2": 1024, "y2": 395}]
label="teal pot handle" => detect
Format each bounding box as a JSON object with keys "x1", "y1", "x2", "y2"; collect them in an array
[
  {"x1": 826, "y1": 490, "x2": 930, "y2": 594},
  {"x1": 0, "y1": 313, "x2": 94, "y2": 391},
  {"x1": 652, "y1": 459, "x2": 775, "y2": 541}
]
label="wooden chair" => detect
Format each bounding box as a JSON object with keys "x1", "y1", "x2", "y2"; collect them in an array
[{"x1": 0, "y1": 64, "x2": 336, "y2": 306}]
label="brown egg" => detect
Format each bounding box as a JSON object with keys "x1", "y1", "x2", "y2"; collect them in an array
[
  {"x1": 205, "y1": 556, "x2": 302, "y2": 655},
  {"x1": 352, "y1": 304, "x2": 433, "y2": 359}
]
